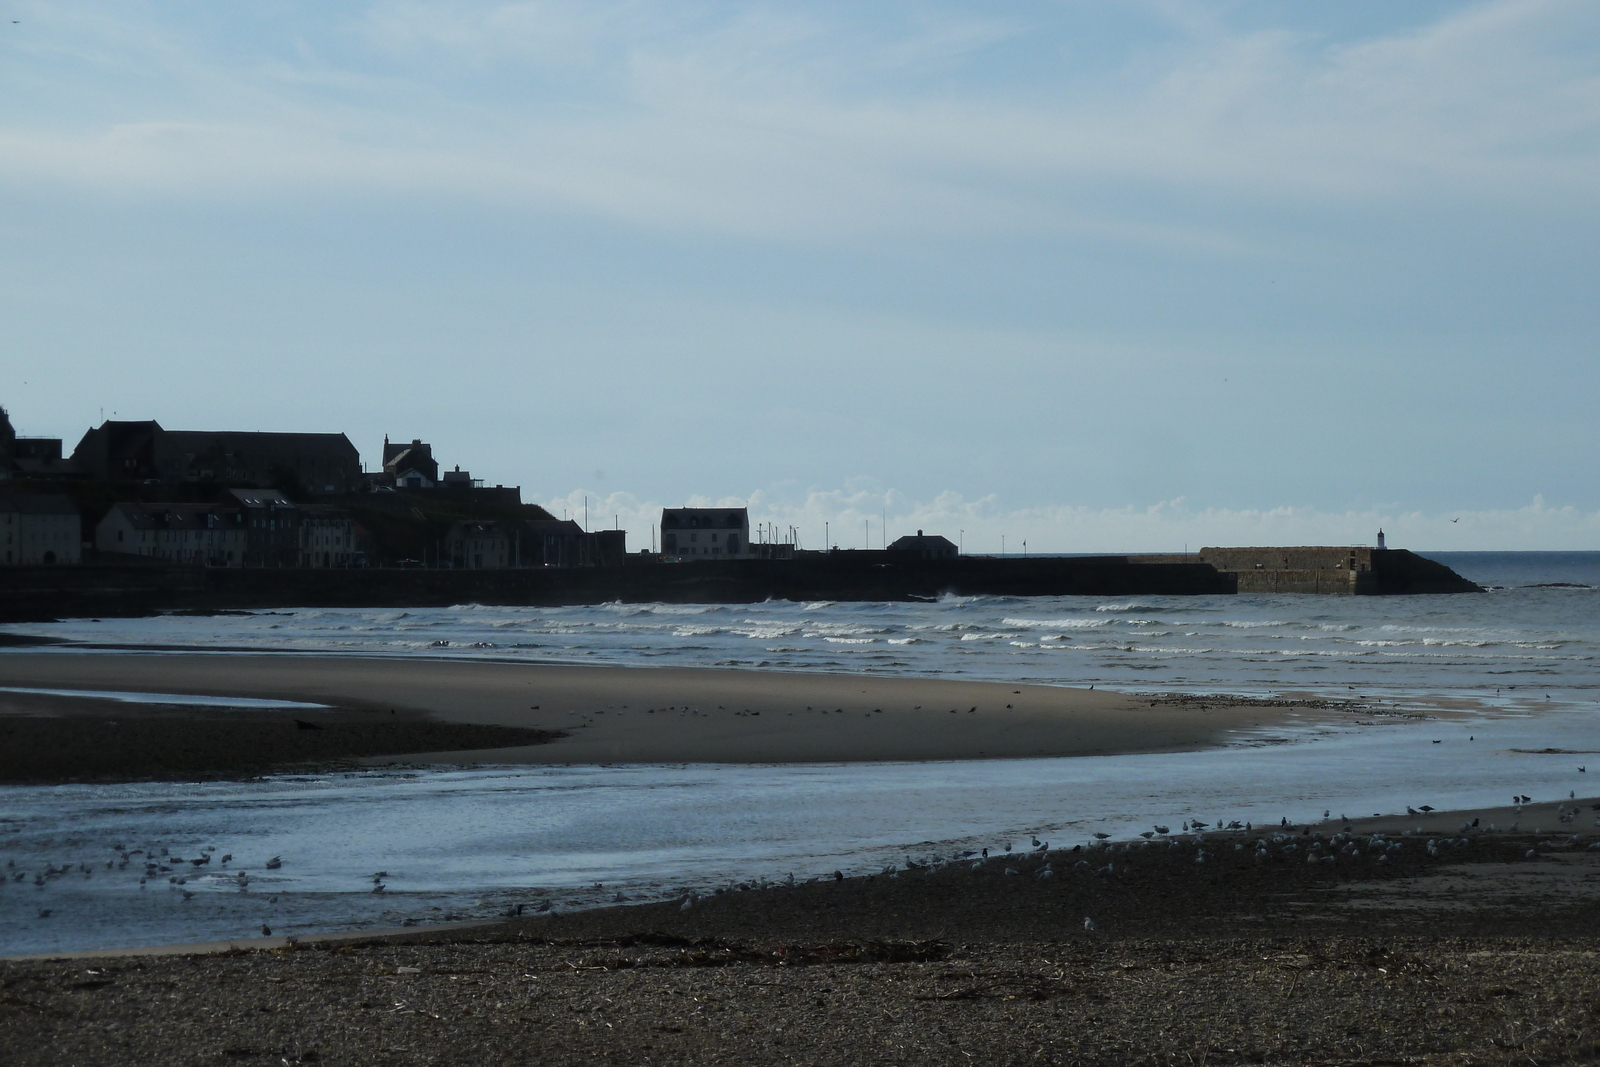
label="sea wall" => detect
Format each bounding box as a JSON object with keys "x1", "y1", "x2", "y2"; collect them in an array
[
  {"x1": 0, "y1": 547, "x2": 1480, "y2": 622},
  {"x1": 0, "y1": 555, "x2": 1235, "y2": 621},
  {"x1": 1187, "y1": 547, "x2": 1479, "y2": 595}
]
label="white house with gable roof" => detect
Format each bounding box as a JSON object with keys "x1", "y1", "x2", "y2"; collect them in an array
[{"x1": 659, "y1": 507, "x2": 750, "y2": 559}]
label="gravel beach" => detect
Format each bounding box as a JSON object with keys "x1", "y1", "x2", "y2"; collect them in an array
[{"x1": 7, "y1": 805, "x2": 1600, "y2": 1065}]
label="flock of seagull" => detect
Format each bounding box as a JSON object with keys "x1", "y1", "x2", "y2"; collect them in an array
[
  {"x1": 5, "y1": 843, "x2": 293, "y2": 926},
  {"x1": 10, "y1": 791, "x2": 1600, "y2": 944}
]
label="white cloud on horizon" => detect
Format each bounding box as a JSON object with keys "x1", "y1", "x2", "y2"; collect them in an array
[{"x1": 541, "y1": 489, "x2": 1600, "y2": 555}]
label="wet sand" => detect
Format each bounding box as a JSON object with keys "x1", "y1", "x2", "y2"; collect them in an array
[
  {"x1": 7, "y1": 799, "x2": 1600, "y2": 1065},
  {"x1": 0, "y1": 652, "x2": 1322, "y2": 775}
]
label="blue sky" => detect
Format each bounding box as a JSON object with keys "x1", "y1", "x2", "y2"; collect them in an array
[{"x1": 2, "y1": 1, "x2": 1597, "y2": 550}]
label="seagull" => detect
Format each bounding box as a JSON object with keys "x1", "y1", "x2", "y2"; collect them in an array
[
  {"x1": 1451, "y1": 518, "x2": 1459, "y2": 523},
  {"x1": 1082, "y1": 917, "x2": 1096, "y2": 932},
  {"x1": 261, "y1": 925, "x2": 272, "y2": 936}
]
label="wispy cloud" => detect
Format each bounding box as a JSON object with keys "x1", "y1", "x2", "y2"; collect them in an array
[{"x1": 4, "y1": 0, "x2": 1598, "y2": 244}]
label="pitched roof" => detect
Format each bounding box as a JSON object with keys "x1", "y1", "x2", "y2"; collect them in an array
[
  {"x1": 227, "y1": 488, "x2": 295, "y2": 508},
  {"x1": 660, "y1": 507, "x2": 747, "y2": 529},
  {"x1": 102, "y1": 501, "x2": 238, "y2": 531}
]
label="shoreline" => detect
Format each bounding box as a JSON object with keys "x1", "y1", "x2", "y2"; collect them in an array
[
  {"x1": 9, "y1": 796, "x2": 1586, "y2": 963},
  {"x1": 0, "y1": 652, "x2": 1347, "y2": 777},
  {"x1": 8, "y1": 800, "x2": 1600, "y2": 1065}
]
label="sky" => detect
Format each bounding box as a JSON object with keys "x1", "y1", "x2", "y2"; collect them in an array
[{"x1": 2, "y1": 0, "x2": 1597, "y2": 552}]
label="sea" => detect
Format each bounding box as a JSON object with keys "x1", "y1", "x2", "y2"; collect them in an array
[{"x1": 2, "y1": 551, "x2": 1596, "y2": 956}]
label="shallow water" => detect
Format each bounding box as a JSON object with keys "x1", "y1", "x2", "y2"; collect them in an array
[
  {"x1": 2, "y1": 551, "x2": 1596, "y2": 956},
  {"x1": 0, "y1": 686, "x2": 331, "y2": 709},
  {"x1": 5, "y1": 706, "x2": 1598, "y2": 957}
]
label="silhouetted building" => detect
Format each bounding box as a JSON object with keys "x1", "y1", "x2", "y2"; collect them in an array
[
  {"x1": 96, "y1": 495, "x2": 356, "y2": 568},
  {"x1": 96, "y1": 502, "x2": 248, "y2": 566},
  {"x1": 444, "y1": 518, "x2": 625, "y2": 569},
  {"x1": 227, "y1": 489, "x2": 300, "y2": 566},
  {"x1": 71, "y1": 421, "x2": 360, "y2": 495},
  {"x1": 0, "y1": 492, "x2": 80, "y2": 565},
  {"x1": 383, "y1": 437, "x2": 438, "y2": 488},
  {"x1": 298, "y1": 506, "x2": 362, "y2": 568},
  {"x1": 0, "y1": 406, "x2": 76, "y2": 480},
  {"x1": 0, "y1": 408, "x2": 13, "y2": 480},
  {"x1": 446, "y1": 520, "x2": 513, "y2": 570},
  {"x1": 888, "y1": 530, "x2": 958, "y2": 560},
  {"x1": 660, "y1": 507, "x2": 749, "y2": 559}
]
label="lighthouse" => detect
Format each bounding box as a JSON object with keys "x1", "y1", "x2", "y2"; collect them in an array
[{"x1": 1377, "y1": 529, "x2": 1386, "y2": 550}]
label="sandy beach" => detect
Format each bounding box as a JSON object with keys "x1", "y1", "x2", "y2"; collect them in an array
[
  {"x1": 0, "y1": 652, "x2": 1327, "y2": 778},
  {"x1": 6, "y1": 799, "x2": 1600, "y2": 1065}
]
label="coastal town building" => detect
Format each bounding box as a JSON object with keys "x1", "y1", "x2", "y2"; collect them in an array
[
  {"x1": 0, "y1": 492, "x2": 81, "y2": 565},
  {"x1": 298, "y1": 506, "x2": 362, "y2": 568},
  {"x1": 227, "y1": 489, "x2": 300, "y2": 567},
  {"x1": 888, "y1": 531, "x2": 959, "y2": 560},
  {"x1": 95, "y1": 503, "x2": 248, "y2": 566},
  {"x1": 444, "y1": 519, "x2": 625, "y2": 569},
  {"x1": 95, "y1": 491, "x2": 335, "y2": 568},
  {"x1": 382, "y1": 437, "x2": 438, "y2": 489},
  {"x1": 0, "y1": 407, "x2": 77, "y2": 481},
  {"x1": 446, "y1": 520, "x2": 513, "y2": 570},
  {"x1": 71, "y1": 421, "x2": 361, "y2": 496},
  {"x1": 659, "y1": 508, "x2": 750, "y2": 559},
  {"x1": 373, "y1": 438, "x2": 523, "y2": 506},
  {"x1": 440, "y1": 465, "x2": 479, "y2": 488}
]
